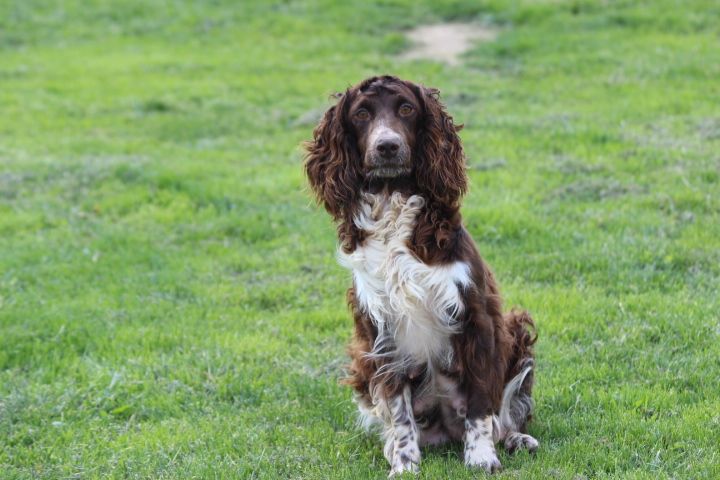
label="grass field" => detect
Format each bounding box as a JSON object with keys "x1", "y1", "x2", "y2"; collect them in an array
[{"x1": 1, "y1": 1, "x2": 719, "y2": 478}]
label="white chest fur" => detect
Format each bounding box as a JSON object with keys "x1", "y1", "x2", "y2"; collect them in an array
[{"x1": 338, "y1": 192, "x2": 472, "y2": 369}]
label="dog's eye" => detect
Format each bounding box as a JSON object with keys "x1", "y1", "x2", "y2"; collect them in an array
[
  {"x1": 354, "y1": 109, "x2": 370, "y2": 121},
  {"x1": 398, "y1": 103, "x2": 414, "y2": 116}
]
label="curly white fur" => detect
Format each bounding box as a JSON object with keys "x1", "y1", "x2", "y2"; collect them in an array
[{"x1": 338, "y1": 192, "x2": 471, "y2": 371}]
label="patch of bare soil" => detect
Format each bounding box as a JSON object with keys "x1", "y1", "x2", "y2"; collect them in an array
[{"x1": 399, "y1": 23, "x2": 498, "y2": 66}]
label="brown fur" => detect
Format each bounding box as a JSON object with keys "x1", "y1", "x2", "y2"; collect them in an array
[{"x1": 304, "y1": 75, "x2": 537, "y2": 443}]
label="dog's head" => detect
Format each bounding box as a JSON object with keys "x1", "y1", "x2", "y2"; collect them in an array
[{"x1": 304, "y1": 75, "x2": 467, "y2": 220}]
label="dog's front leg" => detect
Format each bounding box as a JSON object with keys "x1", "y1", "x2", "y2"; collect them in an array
[
  {"x1": 381, "y1": 384, "x2": 420, "y2": 477},
  {"x1": 464, "y1": 374, "x2": 502, "y2": 473},
  {"x1": 464, "y1": 414, "x2": 501, "y2": 473}
]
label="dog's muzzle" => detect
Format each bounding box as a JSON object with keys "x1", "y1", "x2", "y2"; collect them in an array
[{"x1": 365, "y1": 126, "x2": 411, "y2": 178}]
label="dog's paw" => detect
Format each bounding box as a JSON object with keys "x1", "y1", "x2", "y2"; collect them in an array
[
  {"x1": 464, "y1": 416, "x2": 501, "y2": 473},
  {"x1": 388, "y1": 443, "x2": 420, "y2": 477},
  {"x1": 388, "y1": 461, "x2": 419, "y2": 477},
  {"x1": 465, "y1": 445, "x2": 502, "y2": 474},
  {"x1": 504, "y1": 432, "x2": 539, "y2": 455}
]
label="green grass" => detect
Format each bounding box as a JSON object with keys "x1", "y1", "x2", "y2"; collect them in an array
[{"x1": 1, "y1": 0, "x2": 719, "y2": 478}]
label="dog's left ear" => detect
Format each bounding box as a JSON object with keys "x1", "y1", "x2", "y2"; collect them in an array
[
  {"x1": 411, "y1": 84, "x2": 467, "y2": 207},
  {"x1": 304, "y1": 91, "x2": 362, "y2": 220}
]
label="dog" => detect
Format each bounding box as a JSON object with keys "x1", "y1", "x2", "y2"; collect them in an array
[{"x1": 304, "y1": 75, "x2": 538, "y2": 476}]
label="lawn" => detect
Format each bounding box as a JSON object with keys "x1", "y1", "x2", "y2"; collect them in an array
[{"x1": 1, "y1": 0, "x2": 719, "y2": 478}]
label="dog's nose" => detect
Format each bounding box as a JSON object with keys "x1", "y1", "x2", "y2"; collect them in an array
[{"x1": 376, "y1": 139, "x2": 400, "y2": 159}]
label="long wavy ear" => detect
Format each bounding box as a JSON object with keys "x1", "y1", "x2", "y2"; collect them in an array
[
  {"x1": 303, "y1": 91, "x2": 361, "y2": 220},
  {"x1": 412, "y1": 85, "x2": 467, "y2": 207}
]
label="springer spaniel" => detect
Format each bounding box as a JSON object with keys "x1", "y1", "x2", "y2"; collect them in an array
[{"x1": 304, "y1": 75, "x2": 538, "y2": 476}]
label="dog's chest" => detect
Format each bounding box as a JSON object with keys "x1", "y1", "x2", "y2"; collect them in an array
[{"x1": 338, "y1": 193, "x2": 472, "y2": 366}]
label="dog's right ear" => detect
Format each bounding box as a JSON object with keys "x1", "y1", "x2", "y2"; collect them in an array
[{"x1": 304, "y1": 91, "x2": 362, "y2": 221}]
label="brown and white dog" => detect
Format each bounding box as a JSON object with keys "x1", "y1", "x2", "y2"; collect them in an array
[{"x1": 304, "y1": 75, "x2": 538, "y2": 476}]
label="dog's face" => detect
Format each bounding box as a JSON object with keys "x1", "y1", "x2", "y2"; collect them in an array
[
  {"x1": 305, "y1": 75, "x2": 467, "y2": 220},
  {"x1": 347, "y1": 81, "x2": 421, "y2": 179}
]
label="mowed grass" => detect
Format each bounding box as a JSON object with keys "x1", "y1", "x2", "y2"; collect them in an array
[{"x1": 1, "y1": 0, "x2": 719, "y2": 478}]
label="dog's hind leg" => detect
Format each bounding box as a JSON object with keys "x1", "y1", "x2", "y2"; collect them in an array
[
  {"x1": 498, "y1": 310, "x2": 539, "y2": 454},
  {"x1": 497, "y1": 359, "x2": 538, "y2": 453}
]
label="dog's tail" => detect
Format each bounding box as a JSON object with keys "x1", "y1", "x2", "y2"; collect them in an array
[{"x1": 495, "y1": 310, "x2": 537, "y2": 440}]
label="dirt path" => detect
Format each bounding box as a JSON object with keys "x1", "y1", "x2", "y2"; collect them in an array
[{"x1": 399, "y1": 23, "x2": 498, "y2": 66}]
